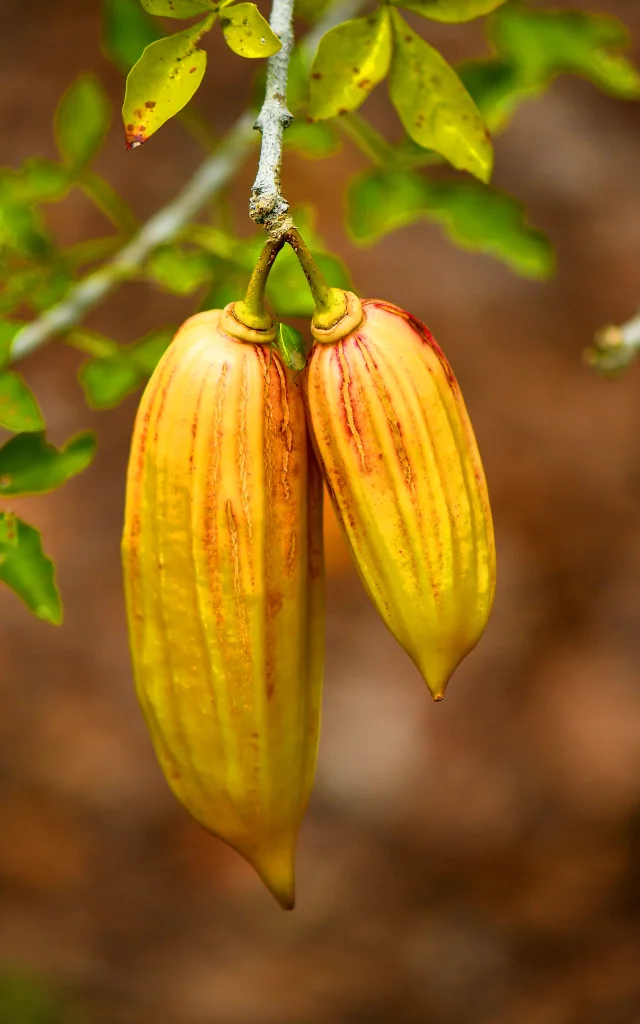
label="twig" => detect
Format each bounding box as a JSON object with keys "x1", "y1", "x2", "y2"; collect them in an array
[
  {"x1": 10, "y1": 0, "x2": 365, "y2": 364},
  {"x1": 585, "y1": 309, "x2": 640, "y2": 374},
  {"x1": 249, "y1": 0, "x2": 296, "y2": 237},
  {"x1": 12, "y1": 113, "x2": 255, "y2": 362}
]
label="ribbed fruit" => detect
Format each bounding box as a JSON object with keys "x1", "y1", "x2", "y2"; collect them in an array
[
  {"x1": 305, "y1": 296, "x2": 495, "y2": 700},
  {"x1": 122, "y1": 308, "x2": 324, "y2": 909}
]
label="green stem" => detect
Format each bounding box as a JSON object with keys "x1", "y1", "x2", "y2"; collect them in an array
[
  {"x1": 339, "y1": 112, "x2": 395, "y2": 166},
  {"x1": 79, "y1": 171, "x2": 139, "y2": 235},
  {"x1": 284, "y1": 228, "x2": 347, "y2": 327},
  {"x1": 233, "y1": 236, "x2": 285, "y2": 330}
]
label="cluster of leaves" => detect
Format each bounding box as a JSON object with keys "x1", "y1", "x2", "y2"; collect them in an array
[
  {"x1": 121, "y1": 0, "x2": 283, "y2": 147},
  {"x1": 0, "y1": 77, "x2": 121, "y2": 622},
  {"x1": 0, "y1": 0, "x2": 639, "y2": 624},
  {"x1": 308, "y1": 1, "x2": 640, "y2": 266}
]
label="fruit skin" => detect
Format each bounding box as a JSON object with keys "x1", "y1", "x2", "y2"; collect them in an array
[
  {"x1": 305, "y1": 297, "x2": 495, "y2": 700},
  {"x1": 122, "y1": 309, "x2": 324, "y2": 909}
]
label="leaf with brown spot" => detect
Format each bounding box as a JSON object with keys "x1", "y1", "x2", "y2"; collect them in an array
[
  {"x1": 388, "y1": 9, "x2": 493, "y2": 182},
  {"x1": 122, "y1": 14, "x2": 215, "y2": 147},
  {"x1": 220, "y1": 3, "x2": 281, "y2": 59},
  {"x1": 141, "y1": 0, "x2": 216, "y2": 17},
  {"x1": 389, "y1": 0, "x2": 508, "y2": 23},
  {"x1": 308, "y1": 7, "x2": 392, "y2": 120}
]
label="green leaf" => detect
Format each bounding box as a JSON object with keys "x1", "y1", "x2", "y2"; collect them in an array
[
  {"x1": 308, "y1": 7, "x2": 392, "y2": 120},
  {"x1": 391, "y1": 0, "x2": 507, "y2": 23},
  {"x1": 79, "y1": 170, "x2": 139, "y2": 234},
  {"x1": 146, "y1": 246, "x2": 213, "y2": 294},
  {"x1": 286, "y1": 48, "x2": 310, "y2": 114},
  {"x1": 141, "y1": 0, "x2": 215, "y2": 17},
  {"x1": 79, "y1": 359, "x2": 140, "y2": 409},
  {"x1": 458, "y1": 58, "x2": 522, "y2": 132},
  {"x1": 0, "y1": 432, "x2": 96, "y2": 496},
  {"x1": 55, "y1": 75, "x2": 111, "y2": 169},
  {"x1": 284, "y1": 120, "x2": 340, "y2": 159},
  {"x1": 19, "y1": 159, "x2": 71, "y2": 203},
  {"x1": 103, "y1": 0, "x2": 162, "y2": 72},
  {"x1": 220, "y1": 3, "x2": 281, "y2": 59},
  {"x1": 199, "y1": 271, "x2": 249, "y2": 313},
  {"x1": 388, "y1": 11, "x2": 492, "y2": 182},
  {"x1": 0, "y1": 320, "x2": 24, "y2": 368},
  {"x1": 275, "y1": 323, "x2": 306, "y2": 373},
  {"x1": 427, "y1": 179, "x2": 554, "y2": 278},
  {"x1": 78, "y1": 328, "x2": 174, "y2": 408},
  {"x1": 490, "y1": 5, "x2": 640, "y2": 100},
  {"x1": 296, "y1": 0, "x2": 332, "y2": 20},
  {"x1": 129, "y1": 326, "x2": 175, "y2": 373},
  {"x1": 346, "y1": 167, "x2": 554, "y2": 278},
  {"x1": 0, "y1": 372, "x2": 44, "y2": 432},
  {"x1": 347, "y1": 167, "x2": 429, "y2": 245},
  {"x1": 0, "y1": 196, "x2": 52, "y2": 259},
  {"x1": 122, "y1": 16, "x2": 214, "y2": 147},
  {"x1": 0, "y1": 514, "x2": 62, "y2": 624}
]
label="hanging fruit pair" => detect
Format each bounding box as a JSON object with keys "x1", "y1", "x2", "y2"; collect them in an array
[{"x1": 121, "y1": 231, "x2": 495, "y2": 909}]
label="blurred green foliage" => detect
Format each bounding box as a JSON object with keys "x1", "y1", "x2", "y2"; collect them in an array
[{"x1": 0, "y1": 969, "x2": 76, "y2": 1024}]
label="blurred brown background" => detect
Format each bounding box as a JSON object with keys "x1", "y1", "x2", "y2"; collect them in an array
[{"x1": 1, "y1": 1, "x2": 640, "y2": 1021}]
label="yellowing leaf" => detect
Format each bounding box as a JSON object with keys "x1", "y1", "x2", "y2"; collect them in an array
[
  {"x1": 220, "y1": 4, "x2": 281, "y2": 59},
  {"x1": 122, "y1": 15, "x2": 215, "y2": 148},
  {"x1": 308, "y1": 7, "x2": 392, "y2": 120},
  {"x1": 391, "y1": 0, "x2": 507, "y2": 23},
  {"x1": 141, "y1": 0, "x2": 215, "y2": 17},
  {"x1": 388, "y1": 10, "x2": 492, "y2": 182}
]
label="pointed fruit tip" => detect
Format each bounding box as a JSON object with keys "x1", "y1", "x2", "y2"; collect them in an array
[{"x1": 250, "y1": 841, "x2": 297, "y2": 911}]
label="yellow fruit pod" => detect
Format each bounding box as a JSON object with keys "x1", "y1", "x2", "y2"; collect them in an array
[
  {"x1": 304, "y1": 299, "x2": 495, "y2": 701},
  {"x1": 122, "y1": 309, "x2": 324, "y2": 909}
]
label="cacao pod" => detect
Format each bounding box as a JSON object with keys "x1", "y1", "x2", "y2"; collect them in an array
[
  {"x1": 305, "y1": 294, "x2": 495, "y2": 700},
  {"x1": 122, "y1": 307, "x2": 324, "y2": 909}
]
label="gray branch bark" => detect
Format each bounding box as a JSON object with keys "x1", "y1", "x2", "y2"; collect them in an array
[{"x1": 249, "y1": 0, "x2": 296, "y2": 237}]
